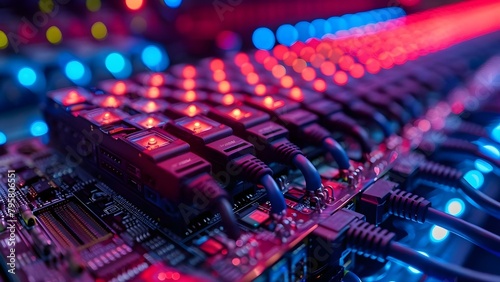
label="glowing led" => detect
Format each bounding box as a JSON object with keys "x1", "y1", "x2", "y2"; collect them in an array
[
  {"x1": 18, "y1": 67, "x2": 37, "y2": 87},
  {"x1": 313, "y1": 79, "x2": 327, "y2": 92},
  {"x1": 146, "y1": 87, "x2": 160, "y2": 98},
  {"x1": 148, "y1": 138, "x2": 157, "y2": 145},
  {"x1": 254, "y1": 84, "x2": 266, "y2": 96},
  {"x1": 234, "y1": 53, "x2": 249, "y2": 67},
  {"x1": 210, "y1": 59, "x2": 224, "y2": 71},
  {"x1": 65, "y1": 60, "x2": 85, "y2": 81},
  {"x1": 46, "y1": 26, "x2": 62, "y2": 44},
  {"x1": 125, "y1": 0, "x2": 144, "y2": 10},
  {"x1": 184, "y1": 91, "x2": 196, "y2": 102},
  {"x1": 187, "y1": 105, "x2": 198, "y2": 116},
  {"x1": 474, "y1": 159, "x2": 493, "y2": 173},
  {"x1": 280, "y1": 76, "x2": 294, "y2": 88},
  {"x1": 272, "y1": 65, "x2": 286, "y2": 78},
  {"x1": 290, "y1": 87, "x2": 303, "y2": 101},
  {"x1": 183, "y1": 79, "x2": 196, "y2": 90},
  {"x1": 182, "y1": 65, "x2": 196, "y2": 78},
  {"x1": 164, "y1": 0, "x2": 182, "y2": 8},
  {"x1": 277, "y1": 24, "x2": 298, "y2": 46},
  {"x1": 463, "y1": 170, "x2": 484, "y2": 189},
  {"x1": 91, "y1": 22, "x2": 107, "y2": 40},
  {"x1": 142, "y1": 45, "x2": 169, "y2": 71},
  {"x1": 491, "y1": 124, "x2": 500, "y2": 143},
  {"x1": 311, "y1": 19, "x2": 331, "y2": 38},
  {"x1": 102, "y1": 96, "x2": 119, "y2": 107},
  {"x1": 103, "y1": 112, "x2": 111, "y2": 120},
  {"x1": 112, "y1": 81, "x2": 127, "y2": 95},
  {"x1": 213, "y1": 70, "x2": 226, "y2": 82},
  {"x1": 480, "y1": 144, "x2": 500, "y2": 159},
  {"x1": 246, "y1": 73, "x2": 259, "y2": 85},
  {"x1": 150, "y1": 74, "x2": 165, "y2": 86},
  {"x1": 105, "y1": 53, "x2": 126, "y2": 74},
  {"x1": 231, "y1": 108, "x2": 241, "y2": 118},
  {"x1": 333, "y1": 71, "x2": 348, "y2": 85},
  {"x1": 263, "y1": 96, "x2": 274, "y2": 108},
  {"x1": 445, "y1": 198, "x2": 465, "y2": 217},
  {"x1": 218, "y1": 81, "x2": 231, "y2": 93},
  {"x1": 430, "y1": 225, "x2": 449, "y2": 242},
  {"x1": 86, "y1": 0, "x2": 101, "y2": 12},
  {"x1": 252, "y1": 27, "x2": 275, "y2": 50},
  {"x1": 146, "y1": 118, "x2": 155, "y2": 128},
  {"x1": 30, "y1": 121, "x2": 48, "y2": 137},
  {"x1": 0, "y1": 132, "x2": 6, "y2": 145},
  {"x1": 222, "y1": 94, "x2": 235, "y2": 105},
  {"x1": 295, "y1": 21, "x2": 315, "y2": 42},
  {"x1": 63, "y1": 90, "x2": 85, "y2": 105},
  {"x1": 0, "y1": 30, "x2": 8, "y2": 49},
  {"x1": 145, "y1": 101, "x2": 158, "y2": 112}
]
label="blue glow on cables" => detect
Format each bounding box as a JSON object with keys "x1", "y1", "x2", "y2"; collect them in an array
[
  {"x1": 463, "y1": 170, "x2": 484, "y2": 189},
  {"x1": 0, "y1": 132, "x2": 6, "y2": 145},
  {"x1": 474, "y1": 159, "x2": 493, "y2": 173},
  {"x1": 276, "y1": 24, "x2": 298, "y2": 46},
  {"x1": 17, "y1": 67, "x2": 37, "y2": 87},
  {"x1": 408, "y1": 251, "x2": 429, "y2": 274},
  {"x1": 252, "y1": 27, "x2": 275, "y2": 50},
  {"x1": 445, "y1": 198, "x2": 465, "y2": 217},
  {"x1": 141, "y1": 45, "x2": 169, "y2": 71},
  {"x1": 30, "y1": 121, "x2": 48, "y2": 137}
]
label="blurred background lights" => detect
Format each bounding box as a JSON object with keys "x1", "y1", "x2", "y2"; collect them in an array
[
  {"x1": 252, "y1": 27, "x2": 275, "y2": 50},
  {"x1": 491, "y1": 124, "x2": 500, "y2": 143},
  {"x1": 17, "y1": 67, "x2": 37, "y2": 87},
  {"x1": 311, "y1": 19, "x2": 331, "y2": 38},
  {"x1": 164, "y1": 0, "x2": 182, "y2": 8},
  {"x1": 474, "y1": 159, "x2": 493, "y2": 173},
  {"x1": 105, "y1": 52, "x2": 126, "y2": 73},
  {"x1": 0, "y1": 30, "x2": 8, "y2": 49},
  {"x1": 30, "y1": 121, "x2": 48, "y2": 137},
  {"x1": 65, "y1": 60, "x2": 85, "y2": 81},
  {"x1": 295, "y1": 21, "x2": 315, "y2": 42},
  {"x1": 91, "y1": 22, "x2": 108, "y2": 40},
  {"x1": 86, "y1": 0, "x2": 101, "y2": 12},
  {"x1": 463, "y1": 170, "x2": 484, "y2": 189},
  {"x1": 39, "y1": 0, "x2": 54, "y2": 13},
  {"x1": 125, "y1": 0, "x2": 144, "y2": 10},
  {"x1": 276, "y1": 24, "x2": 298, "y2": 46},
  {"x1": 408, "y1": 252, "x2": 429, "y2": 273},
  {"x1": 430, "y1": 225, "x2": 449, "y2": 242},
  {"x1": 141, "y1": 45, "x2": 169, "y2": 71},
  {"x1": 46, "y1": 26, "x2": 62, "y2": 44},
  {"x1": 445, "y1": 198, "x2": 465, "y2": 217},
  {"x1": 216, "y1": 31, "x2": 242, "y2": 51},
  {"x1": 0, "y1": 132, "x2": 6, "y2": 145},
  {"x1": 480, "y1": 144, "x2": 500, "y2": 159}
]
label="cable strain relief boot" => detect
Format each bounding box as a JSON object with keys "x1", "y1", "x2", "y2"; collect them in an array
[
  {"x1": 271, "y1": 138, "x2": 302, "y2": 164},
  {"x1": 418, "y1": 161, "x2": 463, "y2": 186},
  {"x1": 388, "y1": 189, "x2": 430, "y2": 223},
  {"x1": 346, "y1": 219, "x2": 395, "y2": 260},
  {"x1": 231, "y1": 154, "x2": 273, "y2": 182}
]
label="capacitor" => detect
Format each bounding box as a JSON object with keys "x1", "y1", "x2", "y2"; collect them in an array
[{"x1": 19, "y1": 205, "x2": 37, "y2": 226}]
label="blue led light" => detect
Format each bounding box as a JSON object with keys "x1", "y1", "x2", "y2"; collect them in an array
[
  {"x1": 295, "y1": 21, "x2": 315, "y2": 42},
  {"x1": 30, "y1": 121, "x2": 48, "y2": 137},
  {"x1": 0, "y1": 132, "x2": 6, "y2": 145},
  {"x1": 445, "y1": 198, "x2": 465, "y2": 217},
  {"x1": 311, "y1": 19, "x2": 331, "y2": 38},
  {"x1": 463, "y1": 170, "x2": 484, "y2": 189},
  {"x1": 474, "y1": 159, "x2": 493, "y2": 173},
  {"x1": 105, "y1": 53, "x2": 126, "y2": 74},
  {"x1": 141, "y1": 45, "x2": 169, "y2": 71},
  {"x1": 408, "y1": 251, "x2": 429, "y2": 274},
  {"x1": 65, "y1": 60, "x2": 85, "y2": 81},
  {"x1": 492, "y1": 124, "x2": 500, "y2": 143},
  {"x1": 17, "y1": 67, "x2": 37, "y2": 87},
  {"x1": 327, "y1": 17, "x2": 348, "y2": 34},
  {"x1": 252, "y1": 27, "x2": 275, "y2": 50},
  {"x1": 276, "y1": 24, "x2": 298, "y2": 46},
  {"x1": 480, "y1": 144, "x2": 500, "y2": 159},
  {"x1": 430, "y1": 225, "x2": 449, "y2": 243},
  {"x1": 164, "y1": 0, "x2": 182, "y2": 8}
]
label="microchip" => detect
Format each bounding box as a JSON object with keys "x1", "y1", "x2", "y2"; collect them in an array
[
  {"x1": 285, "y1": 187, "x2": 305, "y2": 202},
  {"x1": 241, "y1": 209, "x2": 270, "y2": 228},
  {"x1": 29, "y1": 179, "x2": 56, "y2": 199},
  {"x1": 198, "y1": 238, "x2": 224, "y2": 256},
  {"x1": 18, "y1": 169, "x2": 39, "y2": 187}
]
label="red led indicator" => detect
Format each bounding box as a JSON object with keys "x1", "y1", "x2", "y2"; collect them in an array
[
  {"x1": 182, "y1": 120, "x2": 213, "y2": 134},
  {"x1": 131, "y1": 133, "x2": 172, "y2": 151},
  {"x1": 222, "y1": 94, "x2": 235, "y2": 105},
  {"x1": 63, "y1": 90, "x2": 86, "y2": 105},
  {"x1": 228, "y1": 108, "x2": 252, "y2": 120},
  {"x1": 262, "y1": 96, "x2": 284, "y2": 109},
  {"x1": 112, "y1": 81, "x2": 127, "y2": 95},
  {"x1": 131, "y1": 99, "x2": 169, "y2": 113}
]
